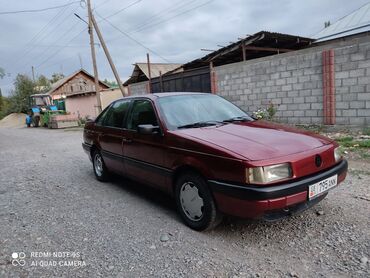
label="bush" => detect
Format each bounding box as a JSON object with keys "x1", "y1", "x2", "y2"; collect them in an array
[{"x1": 252, "y1": 101, "x2": 277, "y2": 120}]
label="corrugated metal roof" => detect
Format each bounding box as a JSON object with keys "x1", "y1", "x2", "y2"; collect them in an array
[
  {"x1": 136, "y1": 63, "x2": 182, "y2": 78},
  {"x1": 314, "y1": 2, "x2": 370, "y2": 42},
  {"x1": 124, "y1": 63, "x2": 182, "y2": 85},
  {"x1": 178, "y1": 31, "x2": 313, "y2": 70}
]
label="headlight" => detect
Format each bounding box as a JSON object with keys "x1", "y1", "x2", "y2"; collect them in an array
[
  {"x1": 247, "y1": 163, "x2": 292, "y2": 184},
  {"x1": 334, "y1": 147, "x2": 341, "y2": 162}
]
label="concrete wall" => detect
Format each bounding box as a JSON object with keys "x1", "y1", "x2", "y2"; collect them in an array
[
  {"x1": 65, "y1": 94, "x2": 99, "y2": 119},
  {"x1": 100, "y1": 88, "x2": 127, "y2": 109},
  {"x1": 128, "y1": 81, "x2": 149, "y2": 96},
  {"x1": 215, "y1": 34, "x2": 370, "y2": 126}
]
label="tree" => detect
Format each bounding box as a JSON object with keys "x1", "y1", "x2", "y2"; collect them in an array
[
  {"x1": 7, "y1": 74, "x2": 35, "y2": 113},
  {"x1": 35, "y1": 74, "x2": 51, "y2": 93},
  {"x1": 0, "y1": 88, "x2": 3, "y2": 112},
  {"x1": 103, "y1": 78, "x2": 118, "y2": 88},
  {"x1": 0, "y1": 67, "x2": 5, "y2": 79},
  {"x1": 50, "y1": 73, "x2": 65, "y2": 84}
]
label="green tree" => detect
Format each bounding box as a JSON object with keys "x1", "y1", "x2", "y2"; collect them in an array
[
  {"x1": 50, "y1": 73, "x2": 65, "y2": 84},
  {"x1": 0, "y1": 88, "x2": 3, "y2": 112},
  {"x1": 0, "y1": 67, "x2": 5, "y2": 79},
  {"x1": 103, "y1": 78, "x2": 118, "y2": 88},
  {"x1": 7, "y1": 74, "x2": 35, "y2": 113},
  {"x1": 35, "y1": 74, "x2": 51, "y2": 93}
]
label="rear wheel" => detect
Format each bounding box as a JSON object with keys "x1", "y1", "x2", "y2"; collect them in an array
[
  {"x1": 92, "y1": 150, "x2": 109, "y2": 181},
  {"x1": 33, "y1": 116, "x2": 40, "y2": 127},
  {"x1": 175, "y1": 172, "x2": 222, "y2": 231}
]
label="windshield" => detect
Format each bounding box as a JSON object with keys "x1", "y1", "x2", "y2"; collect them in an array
[
  {"x1": 157, "y1": 94, "x2": 253, "y2": 130},
  {"x1": 32, "y1": 96, "x2": 52, "y2": 106}
]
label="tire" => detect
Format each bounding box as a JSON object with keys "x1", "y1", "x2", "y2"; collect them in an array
[
  {"x1": 175, "y1": 172, "x2": 222, "y2": 231},
  {"x1": 92, "y1": 150, "x2": 110, "y2": 182},
  {"x1": 33, "y1": 116, "x2": 40, "y2": 127}
]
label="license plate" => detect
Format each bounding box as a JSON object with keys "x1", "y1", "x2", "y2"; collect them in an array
[{"x1": 308, "y1": 175, "x2": 338, "y2": 200}]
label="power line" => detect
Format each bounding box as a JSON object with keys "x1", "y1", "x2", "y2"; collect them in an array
[
  {"x1": 95, "y1": 12, "x2": 170, "y2": 63},
  {"x1": 128, "y1": 0, "x2": 198, "y2": 33},
  {"x1": 10, "y1": 1, "x2": 77, "y2": 71},
  {"x1": 99, "y1": 0, "x2": 142, "y2": 18},
  {"x1": 134, "y1": 0, "x2": 215, "y2": 33},
  {"x1": 0, "y1": 1, "x2": 81, "y2": 15},
  {"x1": 36, "y1": 26, "x2": 87, "y2": 68}
]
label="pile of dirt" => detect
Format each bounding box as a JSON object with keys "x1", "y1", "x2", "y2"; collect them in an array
[{"x1": 0, "y1": 113, "x2": 27, "y2": 128}]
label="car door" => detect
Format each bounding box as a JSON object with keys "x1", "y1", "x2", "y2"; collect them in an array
[
  {"x1": 98, "y1": 99, "x2": 131, "y2": 174},
  {"x1": 122, "y1": 99, "x2": 167, "y2": 190}
]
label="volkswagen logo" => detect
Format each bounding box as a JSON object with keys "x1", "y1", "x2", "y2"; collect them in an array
[{"x1": 315, "y1": 154, "x2": 322, "y2": 167}]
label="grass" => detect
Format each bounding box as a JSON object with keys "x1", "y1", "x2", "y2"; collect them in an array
[
  {"x1": 363, "y1": 127, "x2": 370, "y2": 136},
  {"x1": 335, "y1": 136, "x2": 370, "y2": 148}
]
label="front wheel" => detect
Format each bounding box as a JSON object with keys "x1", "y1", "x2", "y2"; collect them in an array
[
  {"x1": 175, "y1": 172, "x2": 222, "y2": 231},
  {"x1": 92, "y1": 150, "x2": 110, "y2": 182}
]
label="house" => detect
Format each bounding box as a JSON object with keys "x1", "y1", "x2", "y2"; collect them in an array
[
  {"x1": 123, "y1": 63, "x2": 182, "y2": 95},
  {"x1": 47, "y1": 69, "x2": 111, "y2": 118},
  {"x1": 313, "y1": 2, "x2": 370, "y2": 43}
]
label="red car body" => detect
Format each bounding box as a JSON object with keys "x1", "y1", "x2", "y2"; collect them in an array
[{"x1": 82, "y1": 93, "x2": 347, "y2": 222}]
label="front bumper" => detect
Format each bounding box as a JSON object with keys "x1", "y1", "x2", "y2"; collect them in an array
[{"x1": 209, "y1": 159, "x2": 348, "y2": 219}]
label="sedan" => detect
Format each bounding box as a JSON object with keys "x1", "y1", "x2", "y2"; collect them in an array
[{"x1": 82, "y1": 92, "x2": 348, "y2": 230}]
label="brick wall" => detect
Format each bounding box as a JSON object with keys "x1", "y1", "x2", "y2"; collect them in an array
[
  {"x1": 215, "y1": 34, "x2": 370, "y2": 126},
  {"x1": 128, "y1": 81, "x2": 149, "y2": 96}
]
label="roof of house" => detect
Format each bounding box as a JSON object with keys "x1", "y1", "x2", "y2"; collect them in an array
[
  {"x1": 164, "y1": 31, "x2": 314, "y2": 73},
  {"x1": 313, "y1": 2, "x2": 370, "y2": 42},
  {"x1": 123, "y1": 63, "x2": 182, "y2": 86},
  {"x1": 47, "y1": 69, "x2": 110, "y2": 96}
]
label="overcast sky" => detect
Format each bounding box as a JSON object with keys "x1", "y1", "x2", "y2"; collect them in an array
[{"x1": 0, "y1": 0, "x2": 368, "y2": 95}]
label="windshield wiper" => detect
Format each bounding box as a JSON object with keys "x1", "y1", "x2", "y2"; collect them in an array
[
  {"x1": 223, "y1": 116, "x2": 252, "y2": 123},
  {"x1": 177, "y1": 121, "x2": 223, "y2": 129}
]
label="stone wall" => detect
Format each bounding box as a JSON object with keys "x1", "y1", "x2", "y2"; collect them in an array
[
  {"x1": 128, "y1": 81, "x2": 149, "y2": 96},
  {"x1": 215, "y1": 33, "x2": 370, "y2": 126}
]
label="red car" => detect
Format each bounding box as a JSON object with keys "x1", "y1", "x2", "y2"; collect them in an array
[{"x1": 82, "y1": 92, "x2": 347, "y2": 230}]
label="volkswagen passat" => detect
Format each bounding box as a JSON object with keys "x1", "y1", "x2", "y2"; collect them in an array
[{"x1": 82, "y1": 92, "x2": 347, "y2": 230}]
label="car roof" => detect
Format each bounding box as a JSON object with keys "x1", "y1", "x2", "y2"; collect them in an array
[{"x1": 122, "y1": 92, "x2": 211, "y2": 100}]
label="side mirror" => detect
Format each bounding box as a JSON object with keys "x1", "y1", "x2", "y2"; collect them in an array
[{"x1": 137, "y1": 124, "x2": 160, "y2": 135}]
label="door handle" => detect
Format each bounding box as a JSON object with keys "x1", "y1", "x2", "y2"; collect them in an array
[{"x1": 122, "y1": 138, "x2": 132, "y2": 143}]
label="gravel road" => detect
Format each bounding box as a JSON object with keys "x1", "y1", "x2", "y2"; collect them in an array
[{"x1": 0, "y1": 127, "x2": 369, "y2": 277}]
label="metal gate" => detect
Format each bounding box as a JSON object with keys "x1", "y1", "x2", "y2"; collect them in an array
[{"x1": 151, "y1": 67, "x2": 211, "y2": 93}]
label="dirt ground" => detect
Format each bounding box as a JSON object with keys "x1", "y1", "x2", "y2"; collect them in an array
[
  {"x1": 0, "y1": 126, "x2": 369, "y2": 277},
  {"x1": 0, "y1": 113, "x2": 26, "y2": 128}
]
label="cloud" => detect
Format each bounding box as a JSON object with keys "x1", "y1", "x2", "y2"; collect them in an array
[{"x1": 0, "y1": 0, "x2": 368, "y2": 95}]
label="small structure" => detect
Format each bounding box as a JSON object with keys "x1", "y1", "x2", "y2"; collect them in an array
[
  {"x1": 150, "y1": 31, "x2": 314, "y2": 93},
  {"x1": 123, "y1": 63, "x2": 182, "y2": 95},
  {"x1": 313, "y1": 2, "x2": 370, "y2": 42},
  {"x1": 48, "y1": 69, "x2": 110, "y2": 119}
]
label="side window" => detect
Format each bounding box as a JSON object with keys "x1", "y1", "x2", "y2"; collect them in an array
[
  {"x1": 127, "y1": 100, "x2": 158, "y2": 130},
  {"x1": 95, "y1": 106, "x2": 111, "y2": 126},
  {"x1": 103, "y1": 100, "x2": 131, "y2": 128}
]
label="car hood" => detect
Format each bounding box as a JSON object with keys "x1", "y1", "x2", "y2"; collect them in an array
[{"x1": 176, "y1": 120, "x2": 332, "y2": 161}]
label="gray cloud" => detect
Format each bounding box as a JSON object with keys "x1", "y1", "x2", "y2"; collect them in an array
[{"x1": 0, "y1": 0, "x2": 368, "y2": 95}]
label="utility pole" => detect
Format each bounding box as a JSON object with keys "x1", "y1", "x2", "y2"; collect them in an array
[
  {"x1": 31, "y1": 66, "x2": 35, "y2": 82},
  {"x1": 90, "y1": 14, "x2": 126, "y2": 97},
  {"x1": 87, "y1": 0, "x2": 102, "y2": 113},
  {"x1": 146, "y1": 53, "x2": 152, "y2": 93},
  {"x1": 78, "y1": 53, "x2": 83, "y2": 69}
]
